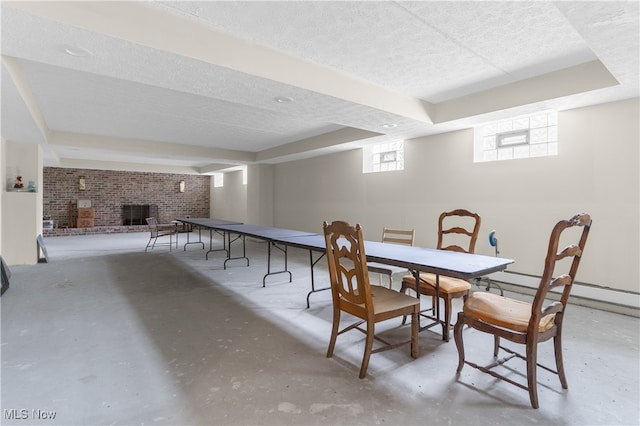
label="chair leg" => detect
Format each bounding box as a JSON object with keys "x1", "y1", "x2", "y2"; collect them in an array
[
  {"x1": 326, "y1": 308, "x2": 340, "y2": 358},
  {"x1": 453, "y1": 312, "x2": 465, "y2": 373},
  {"x1": 554, "y1": 328, "x2": 568, "y2": 389},
  {"x1": 443, "y1": 296, "x2": 452, "y2": 342},
  {"x1": 359, "y1": 320, "x2": 375, "y2": 379},
  {"x1": 400, "y1": 281, "x2": 409, "y2": 325},
  {"x1": 148, "y1": 236, "x2": 159, "y2": 251},
  {"x1": 493, "y1": 335, "x2": 501, "y2": 357},
  {"x1": 526, "y1": 340, "x2": 540, "y2": 409},
  {"x1": 145, "y1": 237, "x2": 153, "y2": 252},
  {"x1": 410, "y1": 310, "x2": 419, "y2": 358}
]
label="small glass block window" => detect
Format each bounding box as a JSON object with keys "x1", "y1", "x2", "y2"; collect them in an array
[
  {"x1": 514, "y1": 144, "x2": 530, "y2": 158},
  {"x1": 363, "y1": 141, "x2": 404, "y2": 174},
  {"x1": 474, "y1": 110, "x2": 558, "y2": 163},
  {"x1": 213, "y1": 173, "x2": 224, "y2": 188}
]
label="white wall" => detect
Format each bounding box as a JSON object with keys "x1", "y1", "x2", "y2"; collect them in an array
[
  {"x1": 272, "y1": 98, "x2": 639, "y2": 295},
  {"x1": 2, "y1": 140, "x2": 43, "y2": 265},
  {"x1": 0, "y1": 138, "x2": 4, "y2": 256},
  {"x1": 210, "y1": 169, "x2": 247, "y2": 222},
  {"x1": 246, "y1": 164, "x2": 273, "y2": 226},
  {"x1": 0, "y1": 138, "x2": 7, "y2": 256}
]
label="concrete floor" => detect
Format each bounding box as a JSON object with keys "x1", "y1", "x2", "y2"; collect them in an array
[{"x1": 1, "y1": 232, "x2": 639, "y2": 425}]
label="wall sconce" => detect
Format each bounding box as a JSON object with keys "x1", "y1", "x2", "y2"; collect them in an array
[
  {"x1": 179, "y1": 181, "x2": 185, "y2": 193},
  {"x1": 79, "y1": 177, "x2": 86, "y2": 191}
]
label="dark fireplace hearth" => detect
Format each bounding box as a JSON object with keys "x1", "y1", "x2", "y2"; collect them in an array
[{"x1": 122, "y1": 204, "x2": 158, "y2": 226}]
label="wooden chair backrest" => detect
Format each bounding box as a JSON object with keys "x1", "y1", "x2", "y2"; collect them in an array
[
  {"x1": 323, "y1": 220, "x2": 373, "y2": 319},
  {"x1": 381, "y1": 228, "x2": 415, "y2": 246},
  {"x1": 437, "y1": 209, "x2": 481, "y2": 254},
  {"x1": 529, "y1": 213, "x2": 591, "y2": 333}
]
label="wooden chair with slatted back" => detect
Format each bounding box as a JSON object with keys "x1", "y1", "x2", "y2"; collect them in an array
[
  {"x1": 400, "y1": 209, "x2": 481, "y2": 341},
  {"x1": 453, "y1": 213, "x2": 591, "y2": 408},
  {"x1": 323, "y1": 220, "x2": 420, "y2": 378},
  {"x1": 367, "y1": 228, "x2": 415, "y2": 288}
]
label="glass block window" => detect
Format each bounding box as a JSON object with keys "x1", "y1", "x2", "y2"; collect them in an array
[
  {"x1": 213, "y1": 173, "x2": 224, "y2": 188},
  {"x1": 363, "y1": 141, "x2": 404, "y2": 173},
  {"x1": 474, "y1": 111, "x2": 557, "y2": 163}
]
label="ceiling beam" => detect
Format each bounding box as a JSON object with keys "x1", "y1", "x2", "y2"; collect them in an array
[
  {"x1": 5, "y1": 1, "x2": 435, "y2": 125},
  {"x1": 49, "y1": 131, "x2": 257, "y2": 164},
  {"x1": 1, "y1": 55, "x2": 60, "y2": 165},
  {"x1": 433, "y1": 60, "x2": 619, "y2": 123},
  {"x1": 256, "y1": 127, "x2": 382, "y2": 163}
]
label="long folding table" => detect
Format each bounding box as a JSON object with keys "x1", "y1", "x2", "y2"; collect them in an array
[
  {"x1": 176, "y1": 219, "x2": 316, "y2": 285},
  {"x1": 176, "y1": 218, "x2": 243, "y2": 255},
  {"x1": 205, "y1": 223, "x2": 317, "y2": 284},
  {"x1": 174, "y1": 218, "x2": 514, "y2": 339}
]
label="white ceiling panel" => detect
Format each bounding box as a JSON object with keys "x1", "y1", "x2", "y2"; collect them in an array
[
  {"x1": 1, "y1": 1, "x2": 637, "y2": 173},
  {"x1": 20, "y1": 60, "x2": 343, "y2": 151}
]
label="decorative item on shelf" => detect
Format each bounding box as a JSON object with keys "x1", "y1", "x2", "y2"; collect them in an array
[
  {"x1": 78, "y1": 199, "x2": 92, "y2": 208},
  {"x1": 179, "y1": 181, "x2": 185, "y2": 193},
  {"x1": 28, "y1": 181, "x2": 36, "y2": 192},
  {"x1": 13, "y1": 175, "x2": 24, "y2": 190},
  {"x1": 79, "y1": 176, "x2": 86, "y2": 191}
]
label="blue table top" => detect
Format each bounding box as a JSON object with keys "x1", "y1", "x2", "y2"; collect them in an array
[
  {"x1": 211, "y1": 223, "x2": 317, "y2": 240},
  {"x1": 172, "y1": 220, "x2": 514, "y2": 280},
  {"x1": 274, "y1": 234, "x2": 513, "y2": 280},
  {"x1": 176, "y1": 218, "x2": 243, "y2": 227}
]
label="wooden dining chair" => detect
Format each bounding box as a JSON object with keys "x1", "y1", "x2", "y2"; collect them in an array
[
  {"x1": 400, "y1": 209, "x2": 481, "y2": 341},
  {"x1": 367, "y1": 228, "x2": 415, "y2": 288},
  {"x1": 323, "y1": 220, "x2": 420, "y2": 378},
  {"x1": 453, "y1": 213, "x2": 592, "y2": 408},
  {"x1": 145, "y1": 217, "x2": 178, "y2": 252}
]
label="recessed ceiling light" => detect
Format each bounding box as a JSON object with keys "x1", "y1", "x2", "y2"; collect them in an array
[
  {"x1": 382, "y1": 123, "x2": 397, "y2": 129},
  {"x1": 63, "y1": 45, "x2": 92, "y2": 57},
  {"x1": 274, "y1": 96, "x2": 293, "y2": 103}
]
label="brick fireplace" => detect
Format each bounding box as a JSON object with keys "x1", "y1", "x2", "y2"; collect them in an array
[{"x1": 43, "y1": 167, "x2": 210, "y2": 235}]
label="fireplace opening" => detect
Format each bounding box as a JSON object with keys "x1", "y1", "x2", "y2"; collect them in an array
[{"x1": 122, "y1": 204, "x2": 158, "y2": 226}]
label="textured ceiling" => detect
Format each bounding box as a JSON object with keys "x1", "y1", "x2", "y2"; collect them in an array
[{"x1": 1, "y1": 1, "x2": 638, "y2": 174}]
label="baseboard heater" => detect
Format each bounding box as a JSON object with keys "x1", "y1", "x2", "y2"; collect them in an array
[{"x1": 486, "y1": 270, "x2": 640, "y2": 311}]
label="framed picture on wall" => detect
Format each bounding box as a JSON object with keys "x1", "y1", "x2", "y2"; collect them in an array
[{"x1": 78, "y1": 199, "x2": 92, "y2": 208}]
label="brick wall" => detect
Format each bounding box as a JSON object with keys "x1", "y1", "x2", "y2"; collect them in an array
[{"x1": 43, "y1": 167, "x2": 210, "y2": 228}]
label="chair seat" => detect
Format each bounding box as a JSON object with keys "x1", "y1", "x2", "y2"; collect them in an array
[
  {"x1": 370, "y1": 286, "x2": 420, "y2": 314},
  {"x1": 402, "y1": 273, "x2": 471, "y2": 294},
  {"x1": 463, "y1": 291, "x2": 555, "y2": 333}
]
